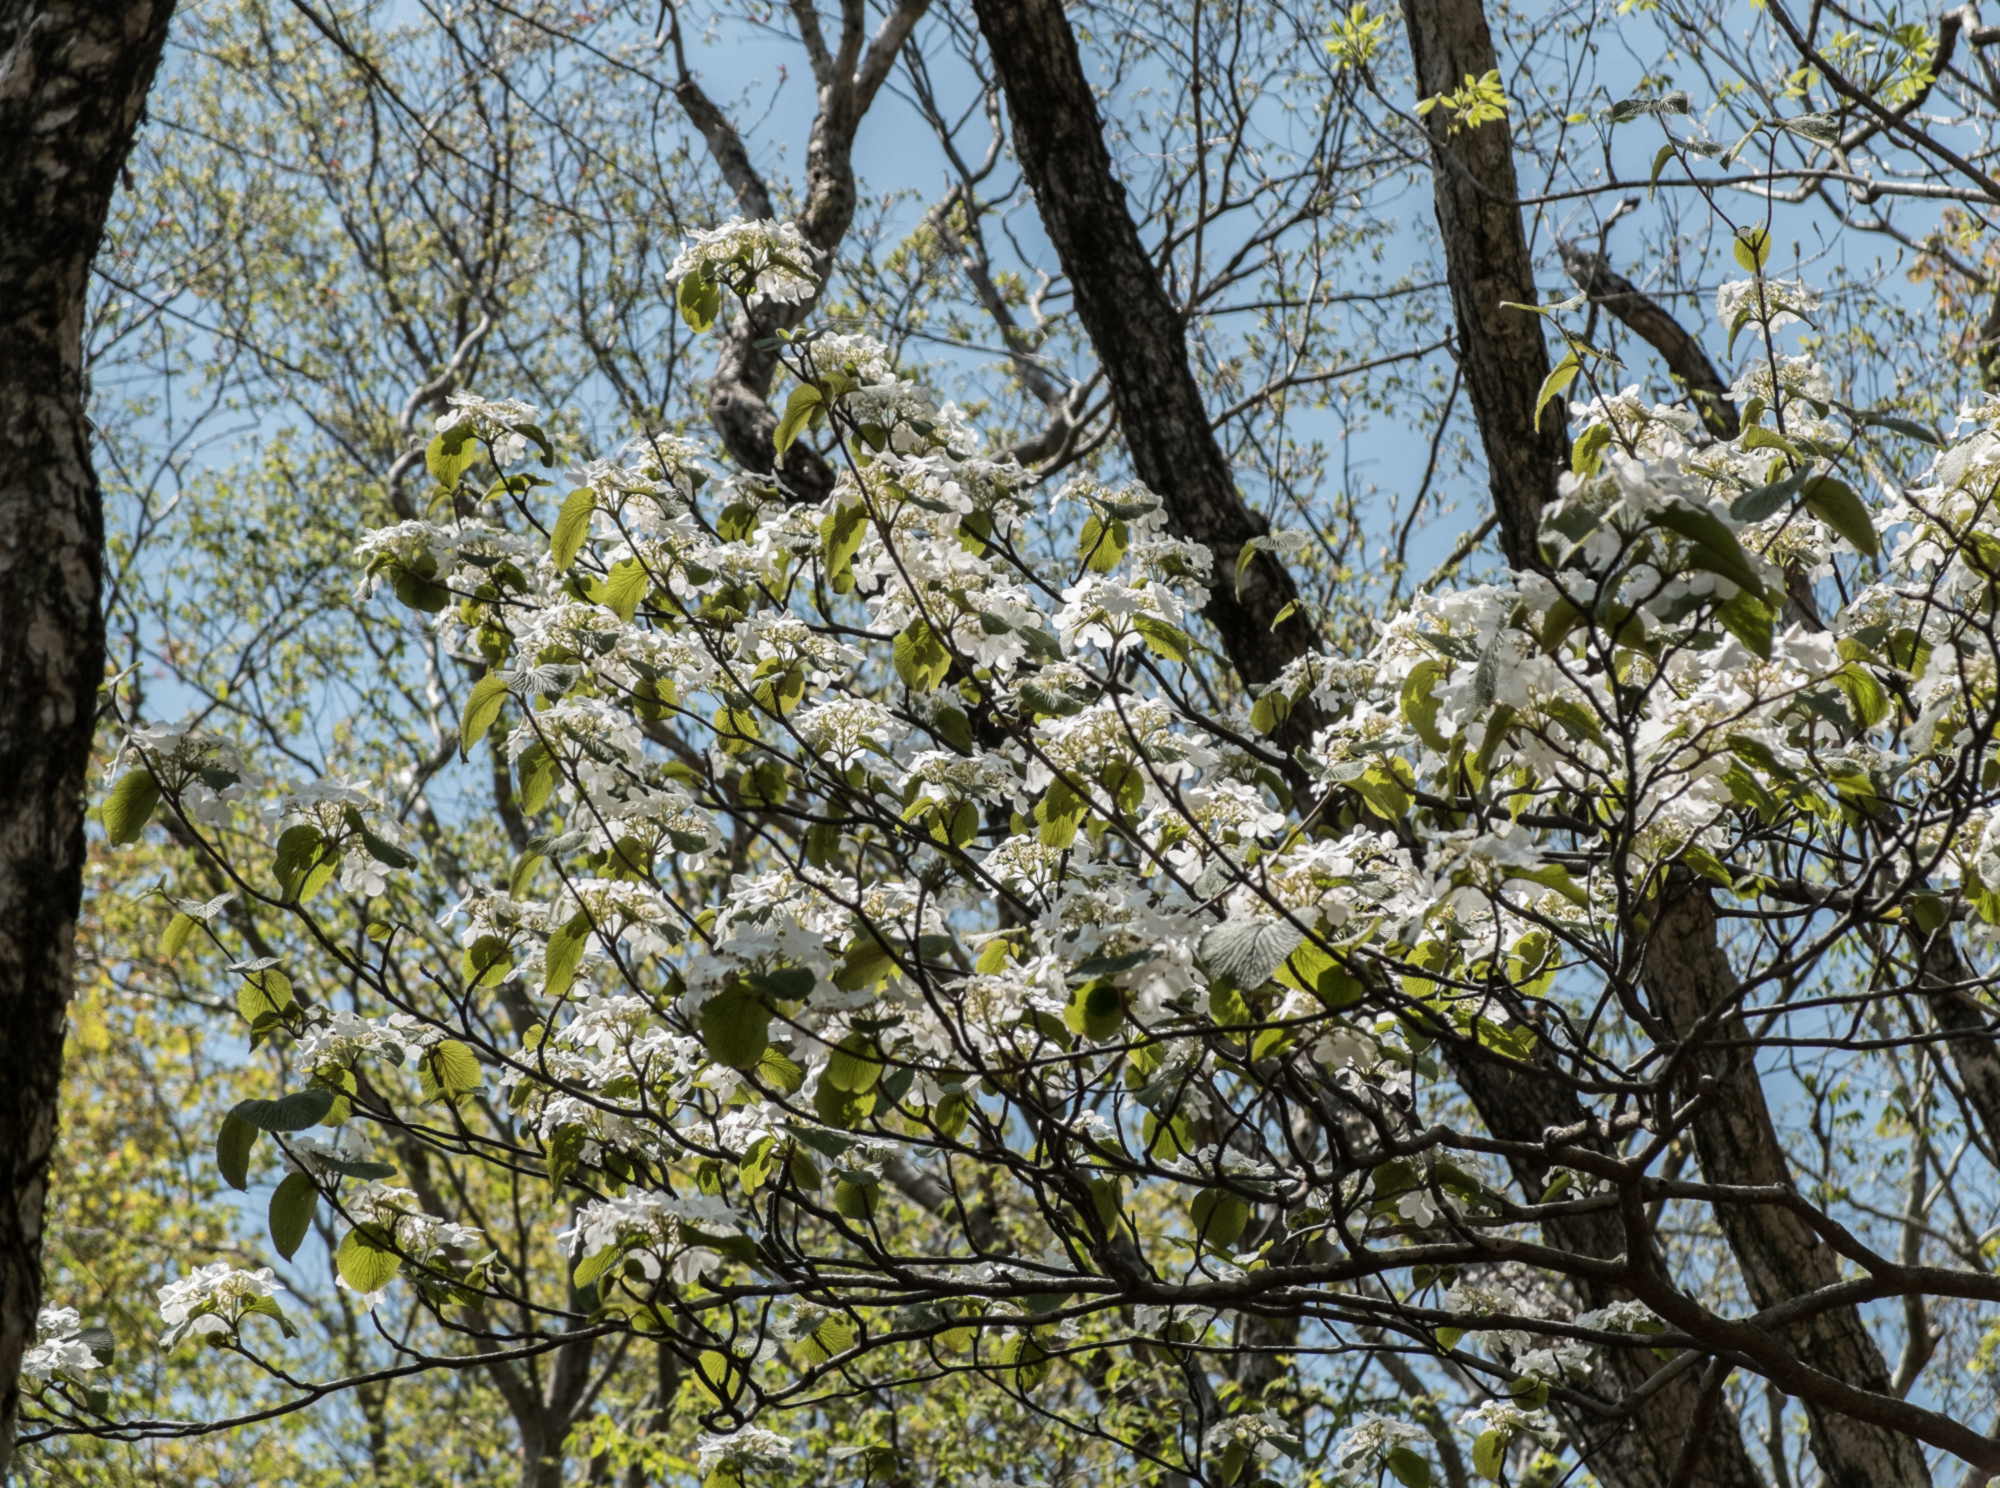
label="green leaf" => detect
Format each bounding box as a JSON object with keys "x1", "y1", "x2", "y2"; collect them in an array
[
  {"x1": 1534, "y1": 353, "x2": 1581, "y2": 431},
  {"x1": 892, "y1": 618, "x2": 952, "y2": 692},
  {"x1": 390, "y1": 559, "x2": 451, "y2": 612},
  {"x1": 103, "y1": 769, "x2": 162, "y2": 845},
  {"x1": 1034, "y1": 777, "x2": 1089, "y2": 850},
  {"x1": 692, "y1": 1349, "x2": 745, "y2": 1406},
  {"x1": 236, "y1": 968, "x2": 296, "y2": 1027},
  {"x1": 1250, "y1": 690, "x2": 1291, "y2": 735},
  {"x1": 1716, "y1": 586, "x2": 1775, "y2": 660},
  {"x1": 1078, "y1": 513, "x2": 1128, "y2": 573},
  {"x1": 1649, "y1": 500, "x2": 1765, "y2": 600},
  {"x1": 463, "y1": 933, "x2": 515, "y2": 991},
  {"x1": 677, "y1": 271, "x2": 721, "y2": 332},
  {"x1": 216, "y1": 1113, "x2": 257, "y2": 1192},
  {"x1": 1386, "y1": 1448, "x2": 1432, "y2": 1488},
  {"x1": 517, "y1": 742, "x2": 558, "y2": 814},
  {"x1": 1350, "y1": 762, "x2": 1411, "y2": 823},
  {"x1": 427, "y1": 421, "x2": 477, "y2": 485},
  {"x1": 422, "y1": 1039, "x2": 483, "y2": 1100},
  {"x1": 774, "y1": 384, "x2": 824, "y2": 455},
  {"x1": 698, "y1": 989, "x2": 771, "y2": 1070},
  {"x1": 1910, "y1": 893, "x2": 1950, "y2": 935},
  {"x1": 1570, "y1": 421, "x2": 1613, "y2": 477},
  {"x1": 824, "y1": 1035, "x2": 884, "y2": 1094},
  {"x1": 821, "y1": 499, "x2": 869, "y2": 590},
  {"x1": 551, "y1": 487, "x2": 596, "y2": 570},
  {"x1": 1064, "y1": 980, "x2": 1125, "y2": 1041},
  {"x1": 596, "y1": 557, "x2": 649, "y2": 622},
  {"x1": 1730, "y1": 467, "x2": 1805, "y2": 523},
  {"x1": 269, "y1": 1172, "x2": 318, "y2": 1261},
  {"x1": 803, "y1": 1314, "x2": 858, "y2": 1362},
  {"x1": 1733, "y1": 225, "x2": 1772, "y2": 273},
  {"x1": 160, "y1": 911, "x2": 197, "y2": 960},
  {"x1": 1854, "y1": 409, "x2": 1941, "y2": 447},
  {"x1": 271, "y1": 827, "x2": 319, "y2": 900},
  {"x1": 1801, "y1": 474, "x2": 1879, "y2": 557},
  {"x1": 1472, "y1": 1429, "x2": 1507, "y2": 1482},
  {"x1": 545, "y1": 911, "x2": 591, "y2": 999},
  {"x1": 336, "y1": 1224, "x2": 402, "y2": 1296},
  {"x1": 1191, "y1": 1188, "x2": 1249, "y2": 1249},
  {"x1": 1836, "y1": 664, "x2": 1891, "y2": 728},
  {"x1": 1200, "y1": 918, "x2": 1304, "y2": 988},
  {"x1": 1649, "y1": 140, "x2": 1677, "y2": 189},
  {"x1": 757, "y1": 1048, "x2": 806, "y2": 1095},
  {"x1": 461, "y1": 673, "x2": 511, "y2": 756},
  {"x1": 231, "y1": 1089, "x2": 335, "y2": 1133},
  {"x1": 1131, "y1": 614, "x2": 1190, "y2": 662}
]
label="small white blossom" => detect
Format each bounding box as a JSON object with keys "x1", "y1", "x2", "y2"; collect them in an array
[{"x1": 21, "y1": 1307, "x2": 103, "y2": 1383}]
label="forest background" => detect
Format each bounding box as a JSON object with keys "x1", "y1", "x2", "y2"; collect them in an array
[{"x1": 6, "y1": 1, "x2": 2000, "y2": 1487}]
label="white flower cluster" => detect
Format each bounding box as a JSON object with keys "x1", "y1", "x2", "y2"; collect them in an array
[
  {"x1": 559, "y1": 1188, "x2": 748, "y2": 1286},
  {"x1": 21, "y1": 1306, "x2": 102, "y2": 1384},
  {"x1": 116, "y1": 721, "x2": 252, "y2": 826},
  {"x1": 1204, "y1": 1410, "x2": 1297, "y2": 1469},
  {"x1": 1715, "y1": 275, "x2": 1820, "y2": 338},
  {"x1": 668, "y1": 218, "x2": 820, "y2": 309},
  {"x1": 436, "y1": 390, "x2": 540, "y2": 466},
  {"x1": 338, "y1": 1186, "x2": 488, "y2": 1301},
  {"x1": 295, "y1": 1008, "x2": 434, "y2": 1072},
  {"x1": 1332, "y1": 1413, "x2": 1428, "y2": 1471},
  {"x1": 1440, "y1": 1281, "x2": 1594, "y2": 1383},
  {"x1": 694, "y1": 1426, "x2": 794, "y2": 1477},
  {"x1": 157, "y1": 1263, "x2": 283, "y2": 1344}
]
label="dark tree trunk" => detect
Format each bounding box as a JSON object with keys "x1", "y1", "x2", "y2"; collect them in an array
[
  {"x1": 968, "y1": 0, "x2": 1314, "y2": 692},
  {"x1": 1644, "y1": 887, "x2": 1930, "y2": 1488},
  {"x1": 1395, "y1": 3, "x2": 1803, "y2": 1482},
  {"x1": 1400, "y1": 0, "x2": 1569, "y2": 569},
  {"x1": 0, "y1": 2, "x2": 175, "y2": 1476},
  {"x1": 1451, "y1": 1054, "x2": 1771, "y2": 1488}
]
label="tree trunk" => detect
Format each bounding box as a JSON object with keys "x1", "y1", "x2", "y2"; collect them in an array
[
  {"x1": 968, "y1": 0, "x2": 1314, "y2": 692},
  {"x1": 0, "y1": 2, "x2": 175, "y2": 1476},
  {"x1": 1400, "y1": 0, "x2": 1569, "y2": 569},
  {"x1": 973, "y1": 3, "x2": 1777, "y2": 1484},
  {"x1": 1643, "y1": 885, "x2": 1930, "y2": 1488},
  {"x1": 1451, "y1": 1054, "x2": 1770, "y2": 1488}
]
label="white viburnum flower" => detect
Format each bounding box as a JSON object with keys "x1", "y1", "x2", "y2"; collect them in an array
[{"x1": 21, "y1": 1307, "x2": 103, "y2": 1383}]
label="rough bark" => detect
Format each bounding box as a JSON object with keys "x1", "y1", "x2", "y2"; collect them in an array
[
  {"x1": 1397, "y1": 2, "x2": 1781, "y2": 1480},
  {"x1": 1643, "y1": 886, "x2": 1930, "y2": 1488},
  {"x1": 0, "y1": 1, "x2": 176, "y2": 1477},
  {"x1": 1400, "y1": 0, "x2": 1569, "y2": 569},
  {"x1": 968, "y1": 0, "x2": 1315, "y2": 691},
  {"x1": 1450, "y1": 1054, "x2": 1769, "y2": 1488},
  {"x1": 1912, "y1": 926, "x2": 2000, "y2": 1156}
]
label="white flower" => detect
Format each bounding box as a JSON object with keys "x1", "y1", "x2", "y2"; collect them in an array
[
  {"x1": 1575, "y1": 1299, "x2": 1662, "y2": 1333},
  {"x1": 435, "y1": 392, "x2": 541, "y2": 466},
  {"x1": 559, "y1": 1189, "x2": 747, "y2": 1286},
  {"x1": 1715, "y1": 276, "x2": 1819, "y2": 338},
  {"x1": 1204, "y1": 1410, "x2": 1297, "y2": 1467},
  {"x1": 340, "y1": 1185, "x2": 486, "y2": 1298},
  {"x1": 21, "y1": 1307, "x2": 103, "y2": 1383},
  {"x1": 1333, "y1": 1413, "x2": 1428, "y2": 1467},
  {"x1": 157, "y1": 1263, "x2": 284, "y2": 1344},
  {"x1": 694, "y1": 1426, "x2": 794, "y2": 1476},
  {"x1": 668, "y1": 218, "x2": 821, "y2": 310}
]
